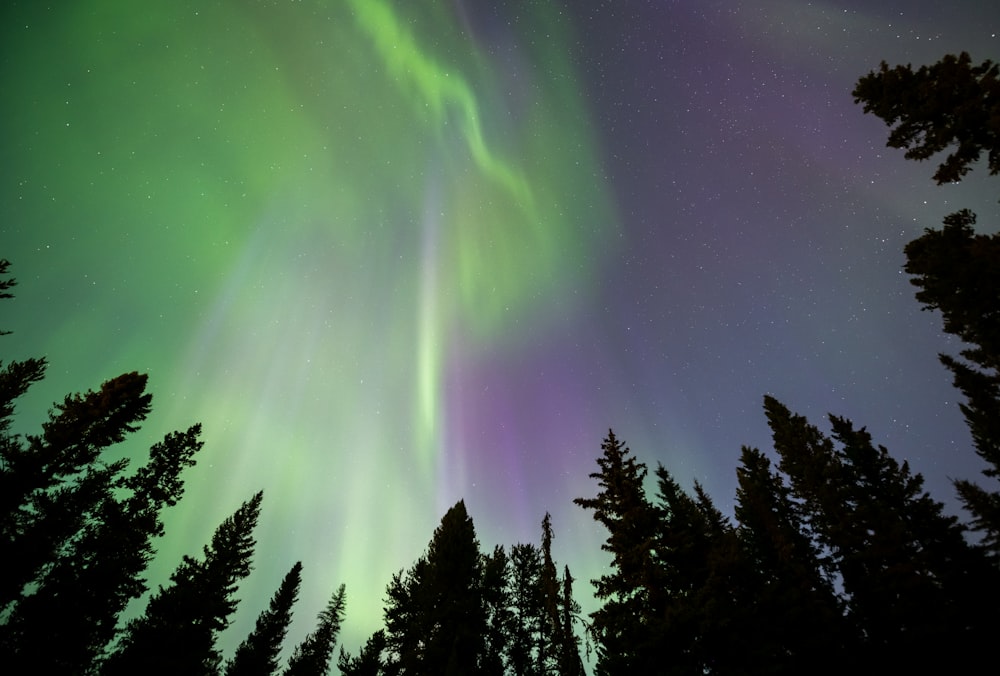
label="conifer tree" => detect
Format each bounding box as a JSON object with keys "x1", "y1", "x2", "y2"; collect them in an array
[
  {"x1": 283, "y1": 583, "x2": 346, "y2": 676},
  {"x1": 733, "y1": 445, "x2": 848, "y2": 673},
  {"x1": 852, "y1": 51, "x2": 1000, "y2": 184},
  {"x1": 103, "y1": 491, "x2": 264, "y2": 676},
  {"x1": 904, "y1": 209, "x2": 1000, "y2": 555},
  {"x1": 3, "y1": 426, "x2": 202, "y2": 673},
  {"x1": 382, "y1": 500, "x2": 486, "y2": 675},
  {"x1": 337, "y1": 630, "x2": 386, "y2": 676},
  {"x1": 506, "y1": 542, "x2": 544, "y2": 676},
  {"x1": 765, "y1": 397, "x2": 996, "y2": 672},
  {"x1": 480, "y1": 544, "x2": 512, "y2": 676},
  {"x1": 1, "y1": 371, "x2": 153, "y2": 609},
  {"x1": 227, "y1": 562, "x2": 304, "y2": 676},
  {"x1": 854, "y1": 53, "x2": 1000, "y2": 555},
  {"x1": 573, "y1": 430, "x2": 661, "y2": 675}
]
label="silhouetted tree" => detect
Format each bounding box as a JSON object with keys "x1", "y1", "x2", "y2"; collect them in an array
[
  {"x1": 573, "y1": 430, "x2": 662, "y2": 675},
  {"x1": 283, "y1": 583, "x2": 346, "y2": 676},
  {"x1": 0, "y1": 371, "x2": 153, "y2": 610},
  {"x1": 3, "y1": 425, "x2": 202, "y2": 673},
  {"x1": 103, "y1": 491, "x2": 264, "y2": 676},
  {"x1": 904, "y1": 209, "x2": 1000, "y2": 554},
  {"x1": 506, "y1": 542, "x2": 544, "y2": 676},
  {"x1": 481, "y1": 544, "x2": 511, "y2": 676},
  {"x1": 337, "y1": 630, "x2": 386, "y2": 676},
  {"x1": 538, "y1": 513, "x2": 584, "y2": 676},
  {"x1": 855, "y1": 53, "x2": 1000, "y2": 556},
  {"x1": 382, "y1": 500, "x2": 486, "y2": 675},
  {"x1": 766, "y1": 397, "x2": 996, "y2": 672},
  {"x1": 226, "y1": 562, "x2": 304, "y2": 676},
  {"x1": 853, "y1": 52, "x2": 1000, "y2": 184},
  {"x1": 733, "y1": 445, "x2": 848, "y2": 674}
]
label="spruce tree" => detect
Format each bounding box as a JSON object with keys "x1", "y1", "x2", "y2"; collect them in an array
[
  {"x1": 103, "y1": 491, "x2": 264, "y2": 676},
  {"x1": 852, "y1": 51, "x2": 1000, "y2": 184},
  {"x1": 506, "y1": 543, "x2": 544, "y2": 676},
  {"x1": 382, "y1": 500, "x2": 486, "y2": 675},
  {"x1": 765, "y1": 397, "x2": 997, "y2": 672},
  {"x1": 1, "y1": 371, "x2": 153, "y2": 610},
  {"x1": 337, "y1": 630, "x2": 386, "y2": 676},
  {"x1": 733, "y1": 445, "x2": 847, "y2": 673},
  {"x1": 227, "y1": 562, "x2": 304, "y2": 676},
  {"x1": 573, "y1": 430, "x2": 661, "y2": 675},
  {"x1": 283, "y1": 583, "x2": 346, "y2": 676},
  {"x1": 3, "y1": 426, "x2": 202, "y2": 673}
]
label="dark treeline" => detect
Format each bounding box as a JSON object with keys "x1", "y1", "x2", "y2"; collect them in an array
[{"x1": 3, "y1": 52, "x2": 1000, "y2": 675}]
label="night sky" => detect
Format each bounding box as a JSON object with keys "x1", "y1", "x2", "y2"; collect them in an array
[{"x1": 3, "y1": 0, "x2": 1000, "y2": 661}]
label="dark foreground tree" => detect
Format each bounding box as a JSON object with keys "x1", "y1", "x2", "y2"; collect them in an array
[
  {"x1": 382, "y1": 500, "x2": 486, "y2": 675},
  {"x1": 283, "y1": 583, "x2": 346, "y2": 676},
  {"x1": 853, "y1": 51, "x2": 1000, "y2": 184},
  {"x1": 103, "y1": 491, "x2": 264, "y2": 676},
  {"x1": 337, "y1": 630, "x2": 387, "y2": 676},
  {"x1": 855, "y1": 53, "x2": 1000, "y2": 555},
  {"x1": 766, "y1": 397, "x2": 998, "y2": 673},
  {"x1": 1, "y1": 259, "x2": 209, "y2": 673},
  {"x1": 573, "y1": 430, "x2": 662, "y2": 675},
  {"x1": 226, "y1": 562, "x2": 304, "y2": 676},
  {"x1": 904, "y1": 209, "x2": 1000, "y2": 554}
]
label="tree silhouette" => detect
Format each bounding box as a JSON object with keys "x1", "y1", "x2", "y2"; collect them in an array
[
  {"x1": 573, "y1": 430, "x2": 663, "y2": 675},
  {"x1": 853, "y1": 51, "x2": 1000, "y2": 184},
  {"x1": 283, "y1": 582, "x2": 346, "y2": 676},
  {"x1": 103, "y1": 491, "x2": 264, "y2": 676},
  {"x1": 382, "y1": 500, "x2": 486, "y2": 675},
  {"x1": 226, "y1": 561, "x2": 304, "y2": 676},
  {"x1": 337, "y1": 630, "x2": 387, "y2": 676},
  {"x1": 855, "y1": 53, "x2": 1000, "y2": 555}
]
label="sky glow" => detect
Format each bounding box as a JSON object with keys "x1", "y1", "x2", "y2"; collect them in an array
[{"x1": 3, "y1": 0, "x2": 999, "y2": 661}]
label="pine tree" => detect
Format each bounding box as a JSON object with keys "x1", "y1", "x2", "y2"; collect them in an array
[
  {"x1": 226, "y1": 562, "x2": 304, "y2": 676},
  {"x1": 854, "y1": 53, "x2": 1000, "y2": 556},
  {"x1": 103, "y1": 491, "x2": 264, "y2": 676},
  {"x1": 904, "y1": 209, "x2": 1000, "y2": 555},
  {"x1": 0, "y1": 371, "x2": 153, "y2": 610},
  {"x1": 3, "y1": 426, "x2": 202, "y2": 673},
  {"x1": 765, "y1": 397, "x2": 998, "y2": 672},
  {"x1": 283, "y1": 583, "x2": 346, "y2": 676},
  {"x1": 337, "y1": 630, "x2": 386, "y2": 676},
  {"x1": 537, "y1": 513, "x2": 584, "y2": 676},
  {"x1": 506, "y1": 542, "x2": 544, "y2": 676},
  {"x1": 382, "y1": 500, "x2": 486, "y2": 675},
  {"x1": 733, "y1": 445, "x2": 847, "y2": 674},
  {"x1": 573, "y1": 430, "x2": 661, "y2": 675},
  {"x1": 852, "y1": 51, "x2": 1000, "y2": 184},
  {"x1": 480, "y1": 544, "x2": 511, "y2": 676}
]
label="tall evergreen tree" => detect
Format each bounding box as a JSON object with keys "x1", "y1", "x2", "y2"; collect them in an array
[
  {"x1": 765, "y1": 397, "x2": 997, "y2": 672},
  {"x1": 226, "y1": 561, "x2": 304, "y2": 676},
  {"x1": 506, "y1": 542, "x2": 544, "y2": 676},
  {"x1": 103, "y1": 491, "x2": 264, "y2": 676},
  {"x1": 904, "y1": 209, "x2": 1000, "y2": 554},
  {"x1": 538, "y1": 513, "x2": 584, "y2": 676},
  {"x1": 480, "y1": 544, "x2": 512, "y2": 676},
  {"x1": 852, "y1": 51, "x2": 1000, "y2": 184},
  {"x1": 3, "y1": 425, "x2": 203, "y2": 673},
  {"x1": 854, "y1": 53, "x2": 1000, "y2": 555},
  {"x1": 337, "y1": 630, "x2": 386, "y2": 676},
  {"x1": 382, "y1": 500, "x2": 486, "y2": 675},
  {"x1": 0, "y1": 371, "x2": 153, "y2": 610},
  {"x1": 733, "y1": 445, "x2": 848, "y2": 674},
  {"x1": 573, "y1": 430, "x2": 662, "y2": 675},
  {"x1": 283, "y1": 583, "x2": 346, "y2": 676}
]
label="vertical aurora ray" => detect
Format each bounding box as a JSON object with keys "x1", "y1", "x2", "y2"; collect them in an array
[{"x1": 2, "y1": 0, "x2": 618, "y2": 655}]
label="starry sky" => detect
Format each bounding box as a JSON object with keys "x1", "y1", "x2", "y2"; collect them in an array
[{"x1": 2, "y1": 0, "x2": 999, "y2": 661}]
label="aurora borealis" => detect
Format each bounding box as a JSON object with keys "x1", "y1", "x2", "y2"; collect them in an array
[{"x1": 3, "y1": 0, "x2": 999, "y2": 661}]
